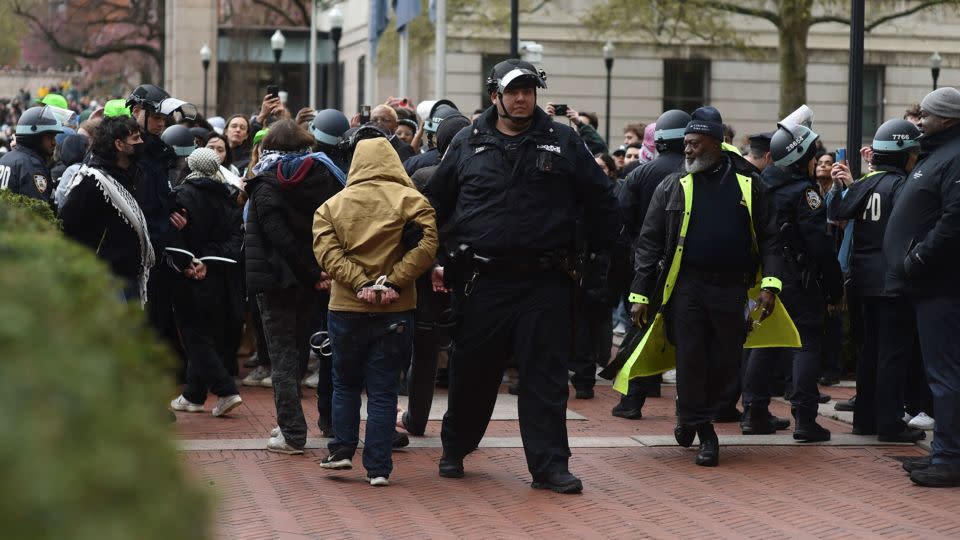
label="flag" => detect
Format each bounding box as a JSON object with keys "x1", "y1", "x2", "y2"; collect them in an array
[
  {"x1": 369, "y1": 0, "x2": 390, "y2": 43},
  {"x1": 394, "y1": 0, "x2": 420, "y2": 32}
]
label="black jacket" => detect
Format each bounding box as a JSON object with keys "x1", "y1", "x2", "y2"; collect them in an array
[
  {"x1": 404, "y1": 148, "x2": 440, "y2": 177},
  {"x1": 60, "y1": 154, "x2": 144, "y2": 283},
  {"x1": 244, "y1": 157, "x2": 343, "y2": 293},
  {"x1": 391, "y1": 136, "x2": 416, "y2": 163},
  {"x1": 168, "y1": 176, "x2": 244, "y2": 322},
  {"x1": 630, "y1": 152, "x2": 782, "y2": 308},
  {"x1": 884, "y1": 122, "x2": 960, "y2": 296},
  {"x1": 827, "y1": 165, "x2": 907, "y2": 297},
  {"x1": 425, "y1": 106, "x2": 619, "y2": 255},
  {"x1": 764, "y1": 165, "x2": 843, "y2": 304},
  {"x1": 619, "y1": 151, "x2": 685, "y2": 239},
  {"x1": 0, "y1": 144, "x2": 52, "y2": 203},
  {"x1": 135, "y1": 132, "x2": 178, "y2": 252}
]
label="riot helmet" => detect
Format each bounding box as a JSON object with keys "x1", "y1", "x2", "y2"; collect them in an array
[
  {"x1": 871, "y1": 118, "x2": 921, "y2": 170},
  {"x1": 161, "y1": 124, "x2": 197, "y2": 157},
  {"x1": 653, "y1": 109, "x2": 691, "y2": 153},
  {"x1": 310, "y1": 109, "x2": 350, "y2": 147},
  {"x1": 424, "y1": 100, "x2": 459, "y2": 133},
  {"x1": 770, "y1": 121, "x2": 820, "y2": 170},
  {"x1": 125, "y1": 84, "x2": 170, "y2": 113},
  {"x1": 486, "y1": 59, "x2": 546, "y2": 123},
  {"x1": 15, "y1": 106, "x2": 65, "y2": 137}
]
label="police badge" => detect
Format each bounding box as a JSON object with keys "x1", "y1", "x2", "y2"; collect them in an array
[
  {"x1": 804, "y1": 187, "x2": 822, "y2": 210},
  {"x1": 34, "y1": 174, "x2": 48, "y2": 194}
]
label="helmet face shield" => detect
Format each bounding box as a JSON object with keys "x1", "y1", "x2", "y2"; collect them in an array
[
  {"x1": 158, "y1": 98, "x2": 198, "y2": 123},
  {"x1": 497, "y1": 68, "x2": 546, "y2": 93}
]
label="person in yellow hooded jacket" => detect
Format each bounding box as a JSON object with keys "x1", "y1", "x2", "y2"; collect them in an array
[{"x1": 312, "y1": 134, "x2": 438, "y2": 487}]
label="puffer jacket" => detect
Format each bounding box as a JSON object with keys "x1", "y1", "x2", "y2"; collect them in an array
[
  {"x1": 312, "y1": 137, "x2": 438, "y2": 313},
  {"x1": 245, "y1": 153, "x2": 344, "y2": 293}
]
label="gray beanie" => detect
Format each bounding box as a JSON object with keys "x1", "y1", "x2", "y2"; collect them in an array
[{"x1": 920, "y1": 87, "x2": 960, "y2": 119}]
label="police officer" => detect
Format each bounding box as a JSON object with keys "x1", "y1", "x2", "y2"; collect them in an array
[
  {"x1": 827, "y1": 119, "x2": 925, "y2": 443},
  {"x1": 744, "y1": 132, "x2": 774, "y2": 174},
  {"x1": 610, "y1": 109, "x2": 690, "y2": 419},
  {"x1": 0, "y1": 106, "x2": 63, "y2": 203},
  {"x1": 886, "y1": 87, "x2": 960, "y2": 487},
  {"x1": 741, "y1": 121, "x2": 842, "y2": 441},
  {"x1": 424, "y1": 58, "x2": 619, "y2": 493},
  {"x1": 628, "y1": 106, "x2": 783, "y2": 466},
  {"x1": 404, "y1": 100, "x2": 459, "y2": 176}
]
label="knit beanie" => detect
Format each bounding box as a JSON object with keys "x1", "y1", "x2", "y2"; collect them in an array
[
  {"x1": 920, "y1": 87, "x2": 960, "y2": 119},
  {"x1": 684, "y1": 106, "x2": 724, "y2": 141}
]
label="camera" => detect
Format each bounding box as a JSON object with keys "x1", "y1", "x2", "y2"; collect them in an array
[
  {"x1": 266, "y1": 84, "x2": 279, "y2": 99},
  {"x1": 553, "y1": 104, "x2": 568, "y2": 116},
  {"x1": 360, "y1": 104, "x2": 371, "y2": 124}
]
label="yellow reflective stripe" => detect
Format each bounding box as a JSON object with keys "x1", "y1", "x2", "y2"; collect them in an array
[
  {"x1": 660, "y1": 174, "x2": 693, "y2": 306},
  {"x1": 628, "y1": 293, "x2": 649, "y2": 304},
  {"x1": 760, "y1": 276, "x2": 782, "y2": 292},
  {"x1": 722, "y1": 142, "x2": 742, "y2": 156},
  {"x1": 736, "y1": 173, "x2": 764, "y2": 288}
]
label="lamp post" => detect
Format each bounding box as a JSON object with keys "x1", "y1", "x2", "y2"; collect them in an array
[
  {"x1": 603, "y1": 40, "x2": 615, "y2": 147},
  {"x1": 199, "y1": 44, "x2": 211, "y2": 117},
  {"x1": 309, "y1": 0, "x2": 318, "y2": 109},
  {"x1": 931, "y1": 51, "x2": 942, "y2": 91},
  {"x1": 270, "y1": 29, "x2": 286, "y2": 88},
  {"x1": 329, "y1": 6, "x2": 344, "y2": 110}
]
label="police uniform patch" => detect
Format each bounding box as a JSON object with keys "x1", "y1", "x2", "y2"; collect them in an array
[
  {"x1": 804, "y1": 187, "x2": 822, "y2": 210},
  {"x1": 34, "y1": 174, "x2": 48, "y2": 194}
]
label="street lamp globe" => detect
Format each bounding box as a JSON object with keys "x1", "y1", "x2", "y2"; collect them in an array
[
  {"x1": 329, "y1": 5, "x2": 344, "y2": 31},
  {"x1": 200, "y1": 44, "x2": 211, "y2": 64},
  {"x1": 931, "y1": 51, "x2": 942, "y2": 90},
  {"x1": 519, "y1": 41, "x2": 543, "y2": 64},
  {"x1": 603, "y1": 40, "x2": 615, "y2": 62},
  {"x1": 271, "y1": 29, "x2": 286, "y2": 53}
]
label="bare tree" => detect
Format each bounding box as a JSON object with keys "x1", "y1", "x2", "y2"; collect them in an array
[{"x1": 584, "y1": 0, "x2": 960, "y2": 118}]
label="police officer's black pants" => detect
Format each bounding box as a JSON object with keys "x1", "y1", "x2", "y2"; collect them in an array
[
  {"x1": 855, "y1": 296, "x2": 917, "y2": 435},
  {"x1": 569, "y1": 296, "x2": 613, "y2": 391},
  {"x1": 744, "y1": 323, "x2": 822, "y2": 424},
  {"x1": 441, "y1": 271, "x2": 573, "y2": 479},
  {"x1": 914, "y1": 294, "x2": 960, "y2": 465},
  {"x1": 667, "y1": 272, "x2": 747, "y2": 426}
]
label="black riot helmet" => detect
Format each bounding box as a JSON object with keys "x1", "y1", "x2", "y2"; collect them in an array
[
  {"x1": 871, "y1": 118, "x2": 921, "y2": 170},
  {"x1": 485, "y1": 58, "x2": 546, "y2": 123},
  {"x1": 161, "y1": 124, "x2": 197, "y2": 157},
  {"x1": 871, "y1": 119, "x2": 921, "y2": 154},
  {"x1": 310, "y1": 109, "x2": 350, "y2": 148},
  {"x1": 770, "y1": 121, "x2": 820, "y2": 171},
  {"x1": 653, "y1": 109, "x2": 691, "y2": 153},
  {"x1": 424, "y1": 100, "x2": 460, "y2": 148},
  {"x1": 338, "y1": 124, "x2": 389, "y2": 165},
  {"x1": 125, "y1": 84, "x2": 170, "y2": 113}
]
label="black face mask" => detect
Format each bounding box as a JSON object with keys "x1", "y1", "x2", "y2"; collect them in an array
[{"x1": 131, "y1": 142, "x2": 147, "y2": 162}]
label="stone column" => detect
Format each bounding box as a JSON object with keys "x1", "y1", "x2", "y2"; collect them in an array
[{"x1": 164, "y1": 0, "x2": 219, "y2": 117}]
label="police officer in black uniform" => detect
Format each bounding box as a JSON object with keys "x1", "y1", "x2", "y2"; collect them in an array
[
  {"x1": 0, "y1": 106, "x2": 63, "y2": 203},
  {"x1": 424, "y1": 59, "x2": 619, "y2": 493},
  {"x1": 826, "y1": 119, "x2": 925, "y2": 443},
  {"x1": 610, "y1": 109, "x2": 690, "y2": 418},
  {"x1": 742, "y1": 121, "x2": 842, "y2": 441}
]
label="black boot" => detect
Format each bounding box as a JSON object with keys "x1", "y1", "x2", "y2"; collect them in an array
[
  {"x1": 674, "y1": 423, "x2": 696, "y2": 447},
  {"x1": 794, "y1": 421, "x2": 831, "y2": 442},
  {"x1": 741, "y1": 406, "x2": 775, "y2": 435},
  {"x1": 695, "y1": 423, "x2": 719, "y2": 467},
  {"x1": 878, "y1": 427, "x2": 926, "y2": 443},
  {"x1": 439, "y1": 453, "x2": 465, "y2": 478}
]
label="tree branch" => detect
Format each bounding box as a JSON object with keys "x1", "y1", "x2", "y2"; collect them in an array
[
  {"x1": 712, "y1": 1, "x2": 780, "y2": 25},
  {"x1": 810, "y1": 0, "x2": 960, "y2": 30},
  {"x1": 250, "y1": 0, "x2": 298, "y2": 26}
]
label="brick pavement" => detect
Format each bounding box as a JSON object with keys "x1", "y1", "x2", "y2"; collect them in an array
[{"x1": 176, "y1": 367, "x2": 960, "y2": 539}]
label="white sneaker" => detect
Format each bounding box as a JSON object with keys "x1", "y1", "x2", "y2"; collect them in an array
[
  {"x1": 369, "y1": 476, "x2": 389, "y2": 486},
  {"x1": 266, "y1": 434, "x2": 304, "y2": 455},
  {"x1": 308, "y1": 350, "x2": 320, "y2": 372},
  {"x1": 662, "y1": 369, "x2": 677, "y2": 384},
  {"x1": 170, "y1": 395, "x2": 204, "y2": 413},
  {"x1": 613, "y1": 323, "x2": 627, "y2": 337},
  {"x1": 302, "y1": 371, "x2": 320, "y2": 388},
  {"x1": 908, "y1": 412, "x2": 935, "y2": 431},
  {"x1": 260, "y1": 375, "x2": 273, "y2": 388},
  {"x1": 212, "y1": 394, "x2": 243, "y2": 417},
  {"x1": 270, "y1": 426, "x2": 281, "y2": 438},
  {"x1": 242, "y1": 365, "x2": 270, "y2": 387},
  {"x1": 903, "y1": 412, "x2": 914, "y2": 423}
]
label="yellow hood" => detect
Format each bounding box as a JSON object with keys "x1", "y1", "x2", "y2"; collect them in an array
[{"x1": 347, "y1": 137, "x2": 415, "y2": 189}]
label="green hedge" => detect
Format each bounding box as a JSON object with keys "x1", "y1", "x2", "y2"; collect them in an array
[{"x1": 0, "y1": 196, "x2": 211, "y2": 540}]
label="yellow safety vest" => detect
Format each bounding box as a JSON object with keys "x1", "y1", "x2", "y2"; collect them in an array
[{"x1": 613, "y1": 173, "x2": 801, "y2": 394}]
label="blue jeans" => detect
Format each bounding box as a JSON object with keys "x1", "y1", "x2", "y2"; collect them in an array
[
  {"x1": 327, "y1": 310, "x2": 414, "y2": 478},
  {"x1": 914, "y1": 295, "x2": 960, "y2": 465}
]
